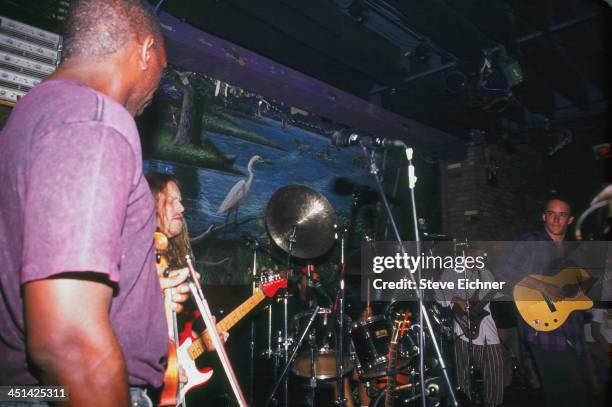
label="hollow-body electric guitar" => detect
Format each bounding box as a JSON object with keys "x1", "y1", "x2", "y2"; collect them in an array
[{"x1": 513, "y1": 267, "x2": 593, "y2": 332}]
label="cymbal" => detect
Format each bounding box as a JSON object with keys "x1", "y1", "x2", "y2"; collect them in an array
[{"x1": 265, "y1": 185, "x2": 337, "y2": 259}]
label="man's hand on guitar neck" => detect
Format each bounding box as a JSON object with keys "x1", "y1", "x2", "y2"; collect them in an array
[
  {"x1": 520, "y1": 276, "x2": 565, "y2": 301},
  {"x1": 199, "y1": 317, "x2": 229, "y2": 352}
]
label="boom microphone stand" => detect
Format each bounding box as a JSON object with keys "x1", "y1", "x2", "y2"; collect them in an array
[{"x1": 360, "y1": 143, "x2": 458, "y2": 407}]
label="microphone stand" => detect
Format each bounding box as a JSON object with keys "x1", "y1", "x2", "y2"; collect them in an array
[
  {"x1": 360, "y1": 143, "x2": 458, "y2": 407},
  {"x1": 264, "y1": 306, "x2": 321, "y2": 407},
  {"x1": 185, "y1": 256, "x2": 247, "y2": 407}
]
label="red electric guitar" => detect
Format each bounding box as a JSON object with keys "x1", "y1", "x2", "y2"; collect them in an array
[{"x1": 159, "y1": 263, "x2": 286, "y2": 403}]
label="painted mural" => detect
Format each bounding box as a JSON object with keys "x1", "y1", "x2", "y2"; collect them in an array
[{"x1": 139, "y1": 66, "x2": 387, "y2": 287}]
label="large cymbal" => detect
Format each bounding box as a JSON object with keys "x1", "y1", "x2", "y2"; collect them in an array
[{"x1": 265, "y1": 185, "x2": 337, "y2": 259}]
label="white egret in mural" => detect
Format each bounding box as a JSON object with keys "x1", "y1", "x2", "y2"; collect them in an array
[{"x1": 217, "y1": 155, "x2": 265, "y2": 222}]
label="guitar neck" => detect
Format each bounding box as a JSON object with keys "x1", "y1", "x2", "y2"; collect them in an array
[
  {"x1": 218, "y1": 290, "x2": 265, "y2": 333},
  {"x1": 188, "y1": 289, "x2": 266, "y2": 360},
  {"x1": 384, "y1": 342, "x2": 399, "y2": 407}
]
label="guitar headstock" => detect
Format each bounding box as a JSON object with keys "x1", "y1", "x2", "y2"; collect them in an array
[
  {"x1": 153, "y1": 232, "x2": 170, "y2": 277},
  {"x1": 154, "y1": 232, "x2": 169, "y2": 252},
  {"x1": 259, "y1": 272, "x2": 287, "y2": 298},
  {"x1": 391, "y1": 311, "x2": 411, "y2": 343}
]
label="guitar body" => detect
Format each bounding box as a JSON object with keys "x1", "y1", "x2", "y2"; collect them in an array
[
  {"x1": 160, "y1": 273, "x2": 286, "y2": 402},
  {"x1": 514, "y1": 267, "x2": 593, "y2": 332},
  {"x1": 159, "y1": 343, "x2": 179, "y2": 407},
  {"x1": 176, "y1": 337, "x2": 214, "y2": 400}
]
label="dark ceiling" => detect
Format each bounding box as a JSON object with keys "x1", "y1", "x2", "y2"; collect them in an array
[
  {"x1": 155, "y1": 0, "x2": 611, "y2": 141},
  {"x1": 0, "y1": 0, "x2": 609, "y2": 142}
]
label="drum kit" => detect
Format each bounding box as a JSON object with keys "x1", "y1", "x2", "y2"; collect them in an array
[{"x1": 251, "y1": 184, "x2": 450, "y2": 407}]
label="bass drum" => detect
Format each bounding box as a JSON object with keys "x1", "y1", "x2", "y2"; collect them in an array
[
  {"x1": 288, "y1": 374, "x2": 339, "y2": 407},
  {"x1": 291, "y1": 308, "x2": 354, "y2": 380}
]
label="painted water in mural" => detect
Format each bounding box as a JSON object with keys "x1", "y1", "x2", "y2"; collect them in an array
[{"x1": 140, "y1": 68, "x2": 385, "y2": 285}]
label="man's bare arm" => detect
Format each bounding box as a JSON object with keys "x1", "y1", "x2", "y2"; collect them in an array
[
  {"x1": 517, "y1": 276, "x2": 564, "y2": 301},
  {"x1": 24, "y1": 276, "x2": 129, "y2": 407}
]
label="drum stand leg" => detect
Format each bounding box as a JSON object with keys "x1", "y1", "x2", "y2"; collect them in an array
[
  {"x1": 335, "y1": 230, "x2": 347, "y2": 407},
  {"x1": 282, "y1": 225, "x2": 297, "y2": 407},
  {"x1": 283, "y1": 293, "x2": 289, "y2": 407},
  {"x1": 309, "y1": 339, "x2": 316, "y2": 407},
  {"x1": 265, "y1": 306, "x2": 321, "y2": 407}
]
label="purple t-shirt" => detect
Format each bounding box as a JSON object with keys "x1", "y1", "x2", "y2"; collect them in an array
[{"x1": 0, "y1": 79, "x2": 168, "y2": 387}]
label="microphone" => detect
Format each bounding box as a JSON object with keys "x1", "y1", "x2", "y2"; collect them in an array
[{"x1": 331, "y1": 130, "x2": 406, "y2": 149}]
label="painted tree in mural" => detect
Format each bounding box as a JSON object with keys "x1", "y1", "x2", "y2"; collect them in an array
[{"x1": 174, "y1": 71, "x2": 202, "y2": 146}]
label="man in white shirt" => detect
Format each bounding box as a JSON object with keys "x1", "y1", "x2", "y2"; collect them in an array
[{"x1": 438, "y1": 249, "x2": 504, "y2": 407}]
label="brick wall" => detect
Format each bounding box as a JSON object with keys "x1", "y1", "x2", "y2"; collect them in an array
[{"x1": 440, "y1": 143, "x2": 543, "y2": 240}]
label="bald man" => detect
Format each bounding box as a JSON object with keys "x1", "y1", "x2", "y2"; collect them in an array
[{"x1": 0, "y1": 1, "x2": 174, "y2": 406}]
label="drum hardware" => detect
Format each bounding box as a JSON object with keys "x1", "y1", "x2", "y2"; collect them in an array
[
  {"x1": 248, "y1": 233, "x2": 260, "y2": 407},
  {"x1": 369, "y1": 376, "x2": 443, "y2": 407},
  {"x1": 334, "y1": 227, "x2": 348, "y2": 406},
  {"x1": 291, "y1": 308, "x2": 353, "y2": 380},
  {"x1": 283, "y1": 226, "x2": 295, "y2": 407},
  {"x1": 358, "y1": 142, "x2": 458, "y2": 407},
  {"x1": 265, "y1": 185, "x2": 339, "y2": 406},
  {"x1": 351, "y1": 315, "x2": 412, "y2": 380},
  {"x1": 282, "y1": 290, "x2": 289, "y2": 407},
  {"x1": 264, "y1": 306, "x2": 321, "y2": 407}
]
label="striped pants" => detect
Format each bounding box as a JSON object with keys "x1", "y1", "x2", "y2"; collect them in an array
[{"x1": 455, "y1": 339, "x2": 504, "y2": 407}]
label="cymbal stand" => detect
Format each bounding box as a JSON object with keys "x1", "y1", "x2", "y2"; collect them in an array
[
  {"x1": 280, "y1": 225, "x2": 297, "y2": 407},
  {"x1": 265, "y1": 306, "x2": 321, "y2": 407},
  {"x1": 360, "y1": 144, "x2": 458, "y2": 407},
  {"x1": 335, "y1": 228, "x2": 348, "y2": 406},
  {"x1": 308, "y1": 331, "x2": 317, "y2": 407},
  {"x1": 262, "y1": 305, "x2": 274, "y2": 359},
  {"x1": 287, "y1": 225, "x2": 297, "y2": 270},
  {"x1": 249, "y1": 237, "x2": 260, "y2": 406}
]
